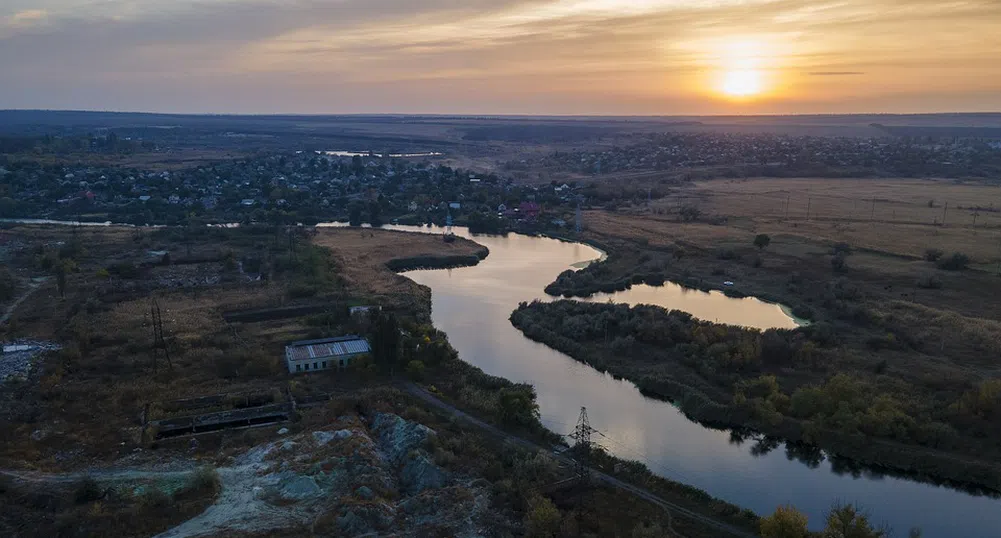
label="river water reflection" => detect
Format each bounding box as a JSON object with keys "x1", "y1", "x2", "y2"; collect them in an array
[
  {"x1": 9, "y1": 219, "x2": 1000, "y2": 536},
  {"x1": 362, "y1": 224, "x2": 1000, "y2": 537}
]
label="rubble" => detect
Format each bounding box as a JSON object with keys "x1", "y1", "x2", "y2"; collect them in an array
[{"x1": 0, "y1": 340, "x2": 60, "y2": 382}]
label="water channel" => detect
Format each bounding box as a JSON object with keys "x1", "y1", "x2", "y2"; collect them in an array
[
  {"x1": 364, "y1": 224, "x2": 999, "y2": 537},
  {"x1": 7, "y1": 219, "x2": 1000, "y2": 535}
]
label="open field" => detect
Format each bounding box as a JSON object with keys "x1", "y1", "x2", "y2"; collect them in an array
[
  {"x1": 543, "y1": 176, "x2": 1001, "y2": 489},
  {"x1": 670, "y1": 177, "x2": 1001, "y2": 261},
  {"x1": 0, "y1": 224, "x2": 487, "y2": 464}
]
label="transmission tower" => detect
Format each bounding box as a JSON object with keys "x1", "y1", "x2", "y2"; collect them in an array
[
  {"x1": 568, "y1": 406, "x2": 596, "y2": 533},
  {"x1": 149, "y1": 297, "x2": 172, "y2": 372}
]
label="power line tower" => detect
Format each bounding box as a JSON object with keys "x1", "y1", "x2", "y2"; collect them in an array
[
  {"x1": 149, "y1": 297, "x2": 172, "y2": 372},
  {"x1": 568, "y1": 406, "x2": 596, "y2": 534}
]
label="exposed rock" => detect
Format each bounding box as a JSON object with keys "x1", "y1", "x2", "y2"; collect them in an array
[
  {"x1": 276, "y1": 473, "x2": 322, "y2": 501},
  {"x1": 401, "y1": 453, "x2": 447, "y2": 494},
  {"x1": 371, "y1": 413, "x2": 435, "y2": 464},
  {"x1": 355, "y1": 485, "x2": 374, "y2": 500},
  {"x1": 277, "y1": 427, "x2": 289, "y2": 435},
  {"x1": 312, "y1": 431, "x2": 335, "y2": 446},
  {"x1": 334, "y1": 429, "x2": 353, "y2": 440}
]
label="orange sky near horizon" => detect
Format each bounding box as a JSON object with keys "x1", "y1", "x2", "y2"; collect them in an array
[{"x1": 1, "y1": 0, "x2": 999, "y2": 114}]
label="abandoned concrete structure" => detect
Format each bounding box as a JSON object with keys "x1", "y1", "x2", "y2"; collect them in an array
[{"x1": 285, "y1": 336, "x2": 371, "y2": 374}]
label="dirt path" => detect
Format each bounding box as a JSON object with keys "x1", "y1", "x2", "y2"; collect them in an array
[
  {"x1": 0, "y1": 278, "x2": 46, "y2": 325},
  {"x1": 401, "y1": 382, "x2": 758, "y2": 538}
]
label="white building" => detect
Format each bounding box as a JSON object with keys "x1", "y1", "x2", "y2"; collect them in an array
[{"x1": 284, "y1": 336, "x2": 371, "y2": 374}]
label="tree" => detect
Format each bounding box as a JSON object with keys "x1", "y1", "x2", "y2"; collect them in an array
[
  {"x1": 0, "y1": 266, "x2": 16, "y2": 302},
  {"x1": 369, "y1": 200, "x2": 383, "y2": 227},
  {"x1": 822, "y1": 502, "x2": 887, "y2": 538},
  {"x1": 761, "y1": 504, "x2": 810, "y2": 538},
  {"x1": 923, "y1": 248, "x2": 944, "y2": 262},
  {"x1": 754, "y1": 234, "x2": 772, "y2": 251},
  {"x1": 369, "y1": 310, "x2": 401, "y2": 373},
  {"x1": 937, "y1": 252, "x2": 969, "y2": 271},
  {"x1": 55, "y1": 259, "x2": 76, "y2": 298},
  {"x1": 679, "y1": 204, "x2": 702, "y2": 222},
  {"x1": 406, "y1": 360, "x2": 425, "y2": 381},
  {"x1": 349, "y1": 204, "x2": 363, "y2": 227},
  {"x1": 524, "y1": 495, "x2": 561, "y2": 538},
  {"x1": 498, "y1": 384, "x2": 540, "y2": 427}
]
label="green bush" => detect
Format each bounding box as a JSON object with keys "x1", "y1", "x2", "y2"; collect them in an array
[
  {"x1": 937, "y1": 252, "x2": 970, "y2": 271},
  {"x1": 923, "y1": 249, "x2": 944, "y2": 262}
]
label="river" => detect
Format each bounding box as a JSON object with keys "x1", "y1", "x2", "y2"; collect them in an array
[
  {"x1": 9, "y1": 219, "x2": 1000, "y2": 535},
  {"x1": 364, "y1": 224, "x2": 999, "y2": 538}
]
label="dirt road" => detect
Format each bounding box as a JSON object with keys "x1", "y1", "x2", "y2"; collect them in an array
[{"x1": 401, "y1": 382, "x2": 759, "y2": 538}]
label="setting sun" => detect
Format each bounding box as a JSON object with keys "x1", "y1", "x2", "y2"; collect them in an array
[{"x1": 721, "y1": 69, "x2": 763, "y2": 97}]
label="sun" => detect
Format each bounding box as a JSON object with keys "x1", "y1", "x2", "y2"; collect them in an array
[{"x1": 721, "y1": 69, "x2": 763, "y2": 98}]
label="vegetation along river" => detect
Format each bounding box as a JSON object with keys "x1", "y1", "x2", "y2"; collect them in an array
[
  {"x1": 9, "y1": 219, "x2": 1000, "y2": 536},
  {"x1": 367, "y1": 223, "x2": 1001, "y2": 537}
]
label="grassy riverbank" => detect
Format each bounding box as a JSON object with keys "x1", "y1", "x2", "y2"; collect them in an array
[{"x1": 511, "y1": 297, "x2": 1001, "y2": 493}]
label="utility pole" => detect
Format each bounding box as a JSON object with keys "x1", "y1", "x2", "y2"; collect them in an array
[
  {"x1": 806, "y1": 197, "x2": 812, "y2": 221},
  {"x1": 942, "y1": 202, "x2": 948, "y2": 226},
  {"x1": 871, "y1": 197, "x2": 877, "y2": 222},
  {"x1": 785, "y1": 194, "x2": 791, "y2": 220}
]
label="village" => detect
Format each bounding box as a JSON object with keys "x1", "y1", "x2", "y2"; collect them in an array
[{"x1": 0, "y1": 150, "x2": 579, "y2": 232}]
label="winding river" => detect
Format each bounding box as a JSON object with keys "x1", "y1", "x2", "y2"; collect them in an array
[
  {"x1": 362, "y1": 224, "x2": 999, "y2": 538},
  {"x1": 8, "y1": 219, "x2": 1000, "y2": 536}
]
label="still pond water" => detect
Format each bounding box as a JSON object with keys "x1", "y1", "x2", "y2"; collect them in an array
[{"x1": 356, "y1": 224, "x2": 1000, "y2": 537}]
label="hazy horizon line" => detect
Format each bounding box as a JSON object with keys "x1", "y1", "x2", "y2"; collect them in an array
[{"x1": 4, "y1": 108, "x2": 1001, "y2": 119}]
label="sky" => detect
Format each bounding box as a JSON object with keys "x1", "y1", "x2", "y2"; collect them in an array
[{"x1": 1, "y1": 0, "x2": 999, "y2": 115}]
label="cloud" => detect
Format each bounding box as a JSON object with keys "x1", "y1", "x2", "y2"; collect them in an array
[
  {"x1": 5, "y1": 9, "x2": 48, "y2": 28},
  {"x1": 0, "y1": 0, "x2": 999, "y2": 114}
]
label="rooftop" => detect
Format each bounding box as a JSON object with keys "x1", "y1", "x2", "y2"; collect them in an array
[{"x1": 286, "y1": 336, "x2": 370, "y2": 362}]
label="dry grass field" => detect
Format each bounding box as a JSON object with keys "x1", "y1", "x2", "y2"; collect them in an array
[
  {"x1": 312, "y1": 227, "x2": 484, "y2": 297},
  {"x1": 0, "y1": 224, "x2": 486, "y2": 467},
  {"x1": 645, "y1": 177, "x2": 1001, "y2": 263}
]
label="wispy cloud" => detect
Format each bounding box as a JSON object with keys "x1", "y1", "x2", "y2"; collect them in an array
[{"x1": 0, "y1": 0, "x2": 998, "y2": 114}]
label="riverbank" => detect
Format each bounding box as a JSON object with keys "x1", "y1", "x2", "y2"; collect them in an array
[{"x1": 511, "y1": 299, "x2": 1001, "y2": 494}]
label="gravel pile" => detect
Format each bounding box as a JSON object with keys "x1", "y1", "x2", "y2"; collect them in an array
[{"x1": 1, "y1": 340, "x2": 60, "y2": 381}]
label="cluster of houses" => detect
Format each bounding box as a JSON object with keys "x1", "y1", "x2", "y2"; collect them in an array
[
  {"x1": 3, "y1": 151, "x2": 583, "y2": 226},
  {"x1": 527, "y1": 132, "x2": 1001, "y2": 177}
]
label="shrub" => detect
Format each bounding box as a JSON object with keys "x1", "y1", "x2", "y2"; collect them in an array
[
  {"x1": 716, "y1": 248, "x2": 739, "y2": 261},
  {"x1": 139, "y1": 488, "x2": 172, "y2": 510},
  {"x1": 831, "y1": 242, "x2": 853, "y2": 256},
  {"x1": 831, "y1": 253, "x2": 848, "y2": 272},
  {"x1": 74, "y1": 477, "x2": 102, "y2": 504},
  {"x1": 754, "y1": 234, "x2": 772, "y2": 251},
  {"x1": 915, "y1": 273, "x2": 942, "y2": 289},
  {"x1": 923, "y1": 248, "x2": 944, "y2": 262},
  {"x1": 406, "y1": 360, "x2": 426, "y2": 381},
  {"x1": 823, "y1": 502, "x2": 887, "y2": 538},
  {"x1": 937, "y1": 252, "x2": 969, "y2": 271},
  {"x1": 186, "y1": 466, "x2": 222, "y2": 495},
  {"x1": 760, "y1": 504, "x2": 809, "y2": 538}
]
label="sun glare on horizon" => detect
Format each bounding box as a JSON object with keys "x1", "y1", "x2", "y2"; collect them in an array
[
  {"x1": 721, "y1": 69, "x2": 763, "y2": 97},
  {"x1": 702, "y1": 38, "x2": 780, "y2": 101}
]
